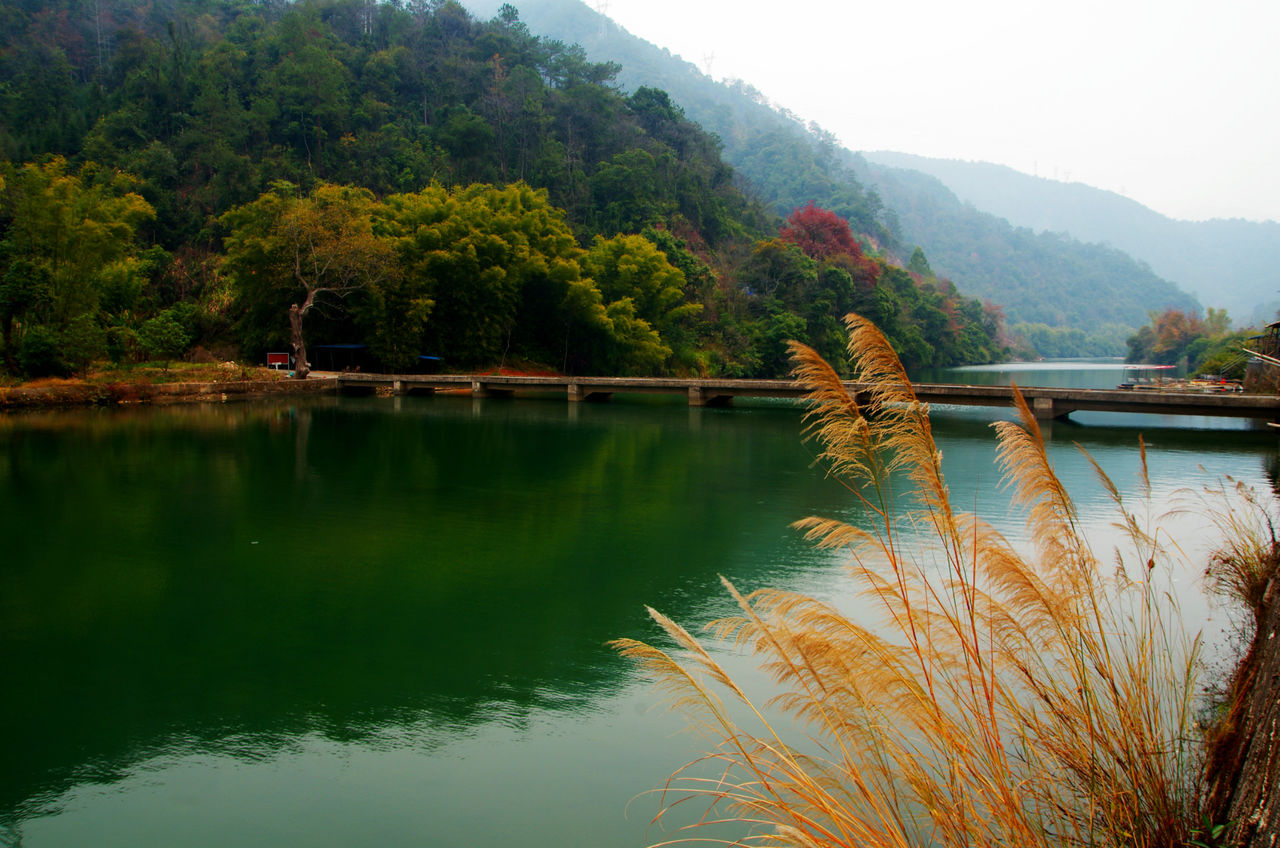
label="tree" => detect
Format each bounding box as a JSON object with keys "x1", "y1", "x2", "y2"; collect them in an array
[
  {"x1": 16, "y1": 325, "x2": 67, "y2": 378},
  {"x1": 222, "y1": 182, "x2": 394, "y2": 378},
  {"x1": 62, "y1": 313, "x2": 105, "y2": 375},
  {"x1": 581, "y1": 234, "x2": 705, "y2": 374},
  {"x1": 740, "y1": 239, "x2": 818, "y2": 305},
  {"x1": 598, "y1": 297, "x2": 669, "y2": 375},
  {"x1": 383, "y1": 182, "x2": 590, "y2": 368},
  {"x1": 583, "y1": 234, "x2": 697, "y2": 340},
  {"x1": 0, "y1": 158, "x2": 154, "y2": 336},
  {"x1": 1126, "y1": 324, "x2": 1157, "y2": 364},
  {"x1": 139, "y1": 308, "x2": 191, "y2": 372},
  {"x1": 1204, "y1": 306, "x2": 1231, "y2": 337},
  {"x1": 1144, "y1": 308, "x2": 1205, "y2": 365},
  {"x1": 589, "y1": 148, "x2": 676, "y2": 235},
  {"x1": 907, "y1": 246, "x2": 933, "y2": 277},
  {"x1": 0, "y1": 259, "x2": 52, "y2": 372},
  {"x1": 263, "y1": 6, "x2": 353, "y2": 178},
  {"x1": 778, "y1": 202, "x2": 861, "y2": 261}
]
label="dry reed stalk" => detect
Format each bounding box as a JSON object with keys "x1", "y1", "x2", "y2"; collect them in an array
[
  {"x1": 1197, "y1": 477, "x2": 1280, "y2": 625},
  {"x1": 613, "y1": 314, "x2": 1206, "y2": 848}
]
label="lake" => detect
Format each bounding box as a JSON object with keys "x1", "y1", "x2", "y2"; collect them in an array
[{"x1": 1, "y1": 361, "x2": 1275, "y2": 847}]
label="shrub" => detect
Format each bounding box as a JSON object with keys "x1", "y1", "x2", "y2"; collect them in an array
[
  {"x1": 139, "y1": 310, "x2": 192, "y2": 372},
  {"x1": 62, "y1": 314, "x2": 105, "y2": 375},
  {"x1": 105, "y1": 325, "x2": 138, "y2": 365},
  {"x1": 17, "y1": 325, "x2": 69, "y2": 378}
]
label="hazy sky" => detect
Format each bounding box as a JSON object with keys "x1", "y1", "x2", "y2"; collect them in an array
[{"x1": 592, "y1": 0, "x2": 1279, "y2": 223}]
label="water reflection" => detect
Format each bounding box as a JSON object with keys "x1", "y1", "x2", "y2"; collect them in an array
[
  {"x1": 916, "y1": 358, "x2": 1131, "y2": 389},
  {"x1": 0, "y1": 393, "x2": 1274, "y2": 847},
  {"x1": 0, "y1": 397, "x2": 843, "y2": 838}
]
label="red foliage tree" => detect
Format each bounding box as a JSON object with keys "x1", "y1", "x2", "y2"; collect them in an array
[
  {"x1": 779, "y1": 202, "x2": 861, "y2": 261},
  {"x1": 1152, "y1": 308, "x2": 1205, "y2": 360}
]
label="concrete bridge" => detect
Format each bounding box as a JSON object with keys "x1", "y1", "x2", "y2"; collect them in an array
[{"x1": 331, "y1": 373, "x2": 1280, "y2": 422}]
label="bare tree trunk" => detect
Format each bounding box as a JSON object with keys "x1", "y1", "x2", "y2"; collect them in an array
[
  {"x1": 1, "y1": 317, "x2": 14, "y2": 374},
  {"x1": 289, "y1": 303, "x2": 309, "y2": 379}
]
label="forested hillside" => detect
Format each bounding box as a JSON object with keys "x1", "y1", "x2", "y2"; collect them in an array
[
  {"x1": 856, "y1": 162, "x2": 1202, "y2": 332},
  {"x1": 0, "y1": 0, "x2": 1005, "y2": 379},
  {"x1": 865, "y1": 151, "x2": 1280, "y2": 325},
  {"x1": 464, "y1": 0, "x2": 892, "y2": 242},
  {"x1": 469, "y1": 0, "x2": 1207, "y2": 353}
]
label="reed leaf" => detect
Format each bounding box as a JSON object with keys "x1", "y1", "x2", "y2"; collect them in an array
[{"x1": 617, "y1": 313, "x2": 1217, "y2": 848}]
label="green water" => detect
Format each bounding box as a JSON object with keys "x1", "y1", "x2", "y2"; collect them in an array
[{"x1": 0, "y1": 381, "x2": 1275, "y2": 847}]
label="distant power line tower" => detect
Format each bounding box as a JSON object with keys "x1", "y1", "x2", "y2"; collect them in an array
[
  {"x1": 702, "y1": 52, "x2": 715, "y2": 76},
  {"x1": 594, "y1": 0, "x2": 610, "y2": 37},
  {"x1": 93, "y1": 0, "x2": 107, "y2": 73}
]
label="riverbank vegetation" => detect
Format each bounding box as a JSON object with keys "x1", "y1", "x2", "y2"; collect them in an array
[
  {"x1": 0, "y1": 0, "x2": 1007, "y2": 384},
  {"x1": 1125, "y1": 308, "x2": 1260, "y2": 377},
  {"x1": 1009, "y1": 320, "x2": 1132, "y2": 358},
  {"x1": 0, "y1": 360, "x2": 282, "y2": 388},
  {"x1": 615, "y1": 314, "x2": 1276, "y2": 847}
]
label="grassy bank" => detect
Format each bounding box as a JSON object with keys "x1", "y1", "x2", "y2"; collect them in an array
[{"x1": 0, "y1": 361, "x2": 330, "y2": 410}]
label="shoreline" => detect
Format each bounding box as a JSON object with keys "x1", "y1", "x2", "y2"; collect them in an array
[{"x1": 0, "y1": 375, "x2": 338, "y2": 411}]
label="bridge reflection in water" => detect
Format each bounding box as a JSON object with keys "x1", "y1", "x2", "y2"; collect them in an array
[{"x1": 331, "y1": 373, "x2": 1280, "y2": 422}]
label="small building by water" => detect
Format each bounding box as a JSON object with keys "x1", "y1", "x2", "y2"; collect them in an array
[{"x1": 1244, "y1": 321, "x2": 1280, "y2": 393}]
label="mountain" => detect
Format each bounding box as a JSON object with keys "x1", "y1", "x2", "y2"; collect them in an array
[
  {"x1": 467, "y1": 0, "x2": 1204, "y2": 335},
  {"x1": 864, "y1": 152, "x2": 1280, "y2": 324},
  {"x1": 850, "y1": 159, "x2": 1200, "y2": 329}
]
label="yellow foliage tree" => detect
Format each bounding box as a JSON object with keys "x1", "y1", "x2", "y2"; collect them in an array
[{"x1": 222, "y1": 181, "x2": 395, "y2": 378}]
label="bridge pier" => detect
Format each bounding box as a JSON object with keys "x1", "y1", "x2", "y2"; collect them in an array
[
  {"x1": 567, "y1": 384, "x2": 612, "y2": 402},
  {"x1": 1031, "y1": 396, "x2": 1076, "y2": 421},
  {"x1": 471, "y1": 380, "x2": 513, "y2": 399},
  {"x1": 688, "y1": 386, "x2": 732, "y2": 407}
]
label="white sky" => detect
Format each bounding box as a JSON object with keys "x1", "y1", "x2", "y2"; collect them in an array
[{"x1": 594, "y1": 0, "x2": 1280, "y2": 223}]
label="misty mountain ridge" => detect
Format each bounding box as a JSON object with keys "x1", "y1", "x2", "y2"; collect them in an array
[
  {"x1": 467, "y1": 0, "x2": 1210, "y2": 337},
  {"x1": 864, "y1": 152, "x2": 1280, "y2": 325}
]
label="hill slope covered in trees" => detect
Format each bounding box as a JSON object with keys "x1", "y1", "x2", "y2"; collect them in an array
[
  {"x1": 0, "y1": 0, "x2": 1004, "y2": 378},
  {"x1": 466, "y1": 0, "x2": 1205, "y2": 349},
  {"x1": 854, "y1": 161, "x2": 1201, "y2": 329}
]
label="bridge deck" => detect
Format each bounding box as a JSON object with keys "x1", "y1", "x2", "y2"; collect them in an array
[{"x1": 331, "y1": 373, "x2": 1280, "y2": 422}]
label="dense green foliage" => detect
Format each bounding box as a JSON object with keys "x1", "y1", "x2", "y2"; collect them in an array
[
  {"x1": 1010, "y1": 322, "x2": 1132, "y2": 358},
  {"x1": 468, "y1": 0, "x2": 893, "y2": 243},
  {"x1": 0, "y1": 158, "x2": 159, "y2": 375},
  {"x1": 0, "y1": 0, "x2": 1005, "y2": 377}
]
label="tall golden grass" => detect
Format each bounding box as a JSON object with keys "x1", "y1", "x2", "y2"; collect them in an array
[{"x1": 613, "y1": 314, "x2": 1214, "y2": 848}]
